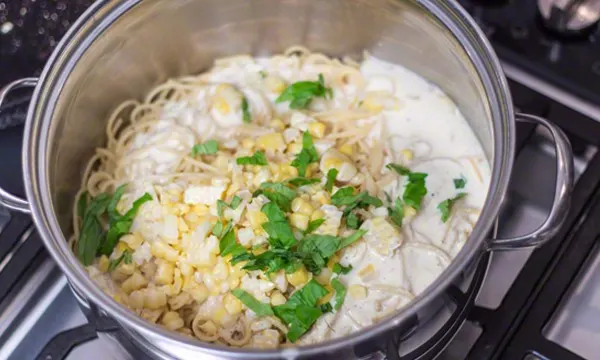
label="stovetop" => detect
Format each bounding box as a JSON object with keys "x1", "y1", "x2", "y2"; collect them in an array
[{"x1": 2, "y1": 1, "x2": 600, "y2": 360}]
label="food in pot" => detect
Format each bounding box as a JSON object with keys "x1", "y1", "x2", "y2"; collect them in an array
[{"x1": 71, "y1": 46, "x2": 490, "y2": 348}]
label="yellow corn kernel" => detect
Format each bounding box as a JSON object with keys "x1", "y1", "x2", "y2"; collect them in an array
[
  {"x1": 161, "y1": 311, "x2": 184, "y2": 331},
  {"x1": 120, "y1": 233, "x2": 143, "y2": 250},
  {"x1": 291, "y1": 198, "x2": 313, "y2": 215},
  {"x1": 401, "y1": 149, "x2": 414, "y2": 162},
  {"x1": 361, "y1": 96, "x2": 384, "y2": 112},
  {"x1": 129, "y1": 290, "x2": 145, "y2": 309},
  {"x1": 308, "y1": 122, "x2": 326, "y2": 138},
  {"x1": 193, "y1": 204, "x2": 210, "y2": 216},
  {"x1": 179, "y1": 262, "x2": 194, "y2": 277},
  {"x1": 281, "y1": 164, "x2": 299, "y2": 177},
  {"x1": 404, "y1": 206, "x2": 417, "y2": 218},
  {"x1": 213, "y1": 98, "x2": 230, "y2": 114},
  {"x1": 269, "y1": 118, "x2": 285, "y2": 131},
  {"x1": 199, "y1": 320, "x2": 218, "y2": 335},
  {"x1": 97, "y1": 255, "x2": 110, "y2": 273},
  {"x1": 310, "y1": 210, "x2": 325, "y2": 222},
  {"x1": 187, "y1": 283, "x2": 209, "y2": 303},
  {"x1": 177, "y1": 218, "x2": 190, "y2": 234},
  {"x1": 287, "y1": 142, "x2": 302, "y2": 155},
  {"x1": 257, "y1": 133, "x2": 285, "y2": 151},
  {"x1": 253, "y1": 246, "x2": 268, "y2": 255},
  {"x1": 327, "y1": 254, "x2": 340, "y2": 270},
  {"x1": 248, "y1": 210, "x2": 268, "y2": 231},
  {"x1": 213, "y1": 307, "x2": 228, "y2": 325},
  {"x1": 305, "y1": 163, "x2": 319, "y2": 178},
  {"x1": 213, "y1": 260, "x2": 230, "y2": 281},
  {"x1": 339, "y1": 143, "x2": 354, "y2": 157},
  {"x1": 155, "y1": 261, "x2": 174, "y2": 285},
  {"x1": 172, "y1": 269, "x2": 183, "y2": 295},
  {"x1": 286, "y1": 267, "x2": 309, "y2": 287},
  {"x1": 349, "y1": 284, "x2": 368, "y2": 300},
  {"x1": 145, "y1": 288, "x2": 168, "y2": 309},
  {"x1": 228, "y1": 277, "x2": 241, "y2": 290},
  {"x1": 289, "y1": 213, "x2": 309, "y2": 231},
  {"x1": 224, "y1": 293, "x2": 243, "y2": 315},
  {"x1": 115, "y1": 241, "x2": 129, "y2": 255},
  {"x1": 312, "y1": 191, "x2": 331, "y2": 205},
  {"x1": 151, "y1": 242, "x2": 179, "y2": 262},
  {"x1": 241, "y1": 138, "x2": 255, "y2": 150},
  {"x1": 317, "y1": 284, "x2": 334, "y2": 305},
  {"x1": 315, "y1": 268, "x2": 332, "y2": 285},
  {"x1": 270, "y1": 291, "x2": 287, "y2": 306},
  {"x1": 121, "y1": 271, "x2": 148, "y2": 294},
  {"x1": 358, "y1": 264, "x2": 375, "y2": 279},
  {"x1": 265, "y1": 76, "x2": 286, "y2": 93}
]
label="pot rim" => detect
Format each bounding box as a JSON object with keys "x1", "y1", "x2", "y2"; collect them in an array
[{"x1": 22, "y1": 0, "x2": 515, "y2": 357}]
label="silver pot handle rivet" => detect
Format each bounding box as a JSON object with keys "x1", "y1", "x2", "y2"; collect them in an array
[{"x1": 0, "y1": 77, "x2": 38, "y2": 214}]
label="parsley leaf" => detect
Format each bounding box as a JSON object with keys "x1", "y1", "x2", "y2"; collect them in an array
[
  {"x1": 108, "y1": 250, "x2": 132, "y2": 272},
  {"x1": 261, "y1": 203, "x2": 296, "y2": 248},
  {"x1": 256, "y1": 182, "x2": 297, "y2": 211},
  {"x1": 275, "y1": 73, "x2": 332, "y2": 109},
  {"x1": 332, "y1": 263, "x2": 353, "y2": 275},
  {"x1": 191, "y1": 140, "x2": 219, "y2": 156},
  {"x1": 325, "y1": 168, "x2": 338, "y2": 193},
  {"x1": 241, "y1": 97, "x2": 251, "y2": 123},
  {"x1": 338, "y1": 229, "x2": 368, "y2": 249},
  {"x1": 388, "y1": 197, "x2": 404, "y2": 228},
  {"x1": 454, "y1": 176, "x2": 467, "y2": 189},
  {"x1": 438, "y1": 192, "x2": 467, "y2": 223},
  {"x1": 236, "y1": 151, "x2": 268, "y2": 166},
  {"x1": 290, "y1": 132, "x2": 319, "y2": 177},
  {"x1": 287, "y1": 177, "x2": 320, "y2": 187},
  {"x1": 331, "y1": 278, "x2": 347, "y2": 311},
  {"x1": 219, "y1": 227, "x2": 246, "y2": 257},
  {"x1": 305, "y1": 218, "x2": 325, "y2": 234},
  {"x1": 386, "y1": 163, "x2": 411, "y2": 176},
  {"x1": 403, "y1": 172, "x2": 428, "y2": 210},
  {"x1": 232, "y1": 289, "x2": 274, "y2": 316}
]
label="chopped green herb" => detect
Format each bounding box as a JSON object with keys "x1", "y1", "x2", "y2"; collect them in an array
[
  {"x1": 108, "y1": 250, "x2": 132, "y2": 272},
  {"x1": 231, "y1": 289, "x2": 274, "y2": 317},
  {"x1": 77, "y1": 192, "x2": 111, "y2": 265},
  {"x1": 232, "y1": 247, "x2": 301, "y2": 274},
  {"x1": 275, "y1": 73, "x2": 332, "y2": 109},
  {"x1": 219, "y1": 227, "x2": 246, "y2": 257},
  {"x1": 290, "y1": 132, "x2": 319, "y2": 177},
  {"x1": 236, "y1": 151, "x2": 268, "y2": 166},
  {"x1": 305, "y1": 218, "x2": 325, "y2": 234},
  {"x1": 438, "y1": 192, "x2": 467, "y2": 223},
  {"x1": 320, "y1": 303, "x2": 333, "y2": 313},
  {"x1": 261, "y1": 203, "x2": 296, "y2": 248},
  {"x1": 331, "y1": 187, "x2": 383, "y2": 209},
  {"x1": 331, "y1": 278, "x2": 346, "y2": 310},
  {"x1": 256, "y1": 182, "x2": 297, "y2": 212},
  {"x1": 386, "y1": 163, "x2": 411, "y2": 176},
  {"x1": 259, "y1": 70, "x2": 267, "y2": 79},
  {"x1": 191, "y1": 140, "x2": 219, "y2": 156},
  {"x1": 454, "y1": 176, "x2": 467, "y2": 189},
  {"x1": 212, "y1": 220, "x2": 232, "y2": 239},
  {"x1": 230, "y1": 195, "x2": 242, "y2": 209},
  {"x1": 325, "y1": 168, "x2": 338, "y2": 193},
  {"x1": 287, "y1": 177, "x2": 320, "y2": 187},
  {"x1": 388, "y1": 197, "x2": 404, "y2": 228},
  {"x1": 217, "y1": 196, "x2": 243, "y2": 218},
  {"x1": 241, "y1": 97, "x2": 252, "y2": 123},
  {"x1": 332, "y1": 263, "x2": 353, "y2": 275},
  {"x1": 345, "y1": 211, "x2": 362, "y2": 229},
  {"x1": 338, "y1": 229, "x2": 368, "y2": 249},
  {"x1": 77, "y1": 191, "x2": 88, "y2": 220},
  {"x1": 403, "y1": 172, "x2": 428, "y2": 210}
]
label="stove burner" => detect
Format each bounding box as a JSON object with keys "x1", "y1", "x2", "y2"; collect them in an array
[{"x1": 538, "y1": 0, "x2": 600, "y2": 33}]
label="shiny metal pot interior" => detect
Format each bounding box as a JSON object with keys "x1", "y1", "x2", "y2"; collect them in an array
[{"x1": 0, "y1": 0, "x2": 573, "y2": 359}]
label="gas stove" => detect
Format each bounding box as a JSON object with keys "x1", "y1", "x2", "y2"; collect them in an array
[{"x1": 1, "y1": 1, "x2": 600, "y2": 359}]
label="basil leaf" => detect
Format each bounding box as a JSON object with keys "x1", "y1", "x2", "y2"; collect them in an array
[
  {"x1": 219, "y1": 228, "x2": 246, "y2": 257},
  {"x1": 274, "y1": 304, "x2": 322, "y2": 342},
  {"x1": 77, "y1": 192, "x2": 111, "y2": 265},
  {"x1": 331, "y1": 187, "x2": 383, "y2": 209},
  {"x1": 305, "y1": 218, "x2": 325, "y2": 234},
  {"x1": 290, "y1": 132, "x2": 319, "y2": 177},
  {"x1": 261, "y1": 203, "x2": 296, "y2": 248},
  {"x1": 454, "y1": 176, "x2": 467, "y2": 189},
  {"x1": 77, "y1": 192, "x2": 88, "y2": 220},
  {"x1": 403, "y1": 172, "x2": 428, "y2": 210},
  {"x1": 191, "y1": 140, "x2": 218, "y2": 156},
  {"x1": 345, "y1": 211, "x2": 362, "y2": 229},
  {"x1": 259, "y1": 70, "x2": 267, "y2": 78},
  {"x1": 257, "y1": 182, "x2": 297, "y2": 212},
  {"x1": 232, "y1": 289, "x2": 274, "y2": 316},
  {"x1": 236, "y1": 151, "x2": 268, "y2": 166},
  {"x1": 275, "y1": 73, "x2": 332, "y2": 110},
  {"x1": 331, "y1": 278, "x2": 346, "y2": 311},
  {"x1": 108, "y1": 250, "x2": 132, "y2": 272},
  {"x1": 320, "y1": 303, "x2": 333, "y2": 313},
  {"x1": 230, "y1": 195, "x2": 242, "y2": 210},
  {"x1": 299, "y1": 234, "x2": 341, "y2": 259},
  {"x1": 261, "y1": 202, "x2": 287, "y2": 222},
  {"x1": 388, "y1": 197, "x2": 404, "y2": 228},
  {"x1": 386, "y1": 163, "x2": 411, "y2": 176},
  {"x1": 325, "y1": 168, "x2": 338, "y2": 193},
  {"x1": 338, "y1": 229, "x2": 368, "y2": 250},
  {"x1": 438, "y1": 192, "x2": 467, "y2": 223},
  {"x1": 286, "y1": 279, "x2": 329, "y2": 307},
  {"x1": 107, "y1": 184, "x2": 127, "y2": 222},
  {"x1": 287, "y1": 177, "x2": 320, "y2": 187},
  {"x1": 217, "y1": 195, "x2": 243, "y2": 218},
  {"x1": 217, "y1": 200, "x2": 228, "y2": 218},
  {"x1": 242, "y1": 97, "x2": 252, "y2": 123},
  {"x1": 332, "y1": 263, "x2": 353, "y2": 275}
]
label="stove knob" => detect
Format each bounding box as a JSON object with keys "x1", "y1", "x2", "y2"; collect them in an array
[{"x1": 538, "y1": 0, "x2": 600, "y2": 33}]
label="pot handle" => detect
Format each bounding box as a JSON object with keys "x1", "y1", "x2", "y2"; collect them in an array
[
  {"x1": 487, "y1": 113, "x2": 574, "y2": 251},
  {"x1": 0, "y1": 77, "x2": 37, "y2": 214}
]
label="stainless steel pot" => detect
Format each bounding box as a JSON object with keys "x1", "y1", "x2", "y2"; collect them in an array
[{"x1": 0, "y1": 0, "x2": 574, "y2": 359}]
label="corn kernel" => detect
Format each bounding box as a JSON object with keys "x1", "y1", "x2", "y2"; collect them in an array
[
  {"x1": 161, "y1": 311, "x2": 184, "y2": 331},
  {"x1": 179, "y1": 262, "x2": 194, "y2": 276},
  {"x1": 199, "y1": 320, "x2": 218, "y2": 335},
  {"x1": 257, "y1": 133, "x2": 285, "y2": 151},
  {"x1": 270, "y1": 291, "x2": 287, "y2": 306},
  {"x1": 339, "y1": 143, "x2": 354, "y2": 157},
  {"x1": 213, "y1": 260, "x2": 230, "y2": 281},
  {"x1": 286, "y1": 267, "x2": 309, "y2": 287},
  {"x1": 401, "y1": 149, "x2": 414, "y2": 162},
  {"x1": 308, "y1": 122, "x2": 326, "y2": 138},
  {"x1": 155, "y1": 261, "x2": 174, "y2": 285},
  {"x1": 187, "y1": 283, "x2": 209, "y2": 303},
  {"x1": 213, "y1": 99, "x2": 230, "y2": 114},
  {"x1": 404, "y1": 206, "x2": 417, "y2": 218},
  {"x1": 305, "y1": 163, "x2": 319, "y2": 178},
  {"x1": 308, "y1": 211, "x2": 324, "y2": 224},
  {"x1": 361, "y1": 96, "x2": 384, "y2": 112},
  {"x1": 241, "y1": 138, "x2": 255, "y2": 149},
  {"x1": 129, "y1": 290, "x2": 145, "y2": 309},
  {"x1": 228, "y1": 277, "x2": 241, "y2": 289},
  {"x1": 193, "y1": 204, "x2": 210, "y2": 216},
  {"x1": 120, "y1": 233, "x2": 143, "y2": 250},
  {"x1": 289, "y1": 213, "x2": 309, "y2": 231},
  {"x1": 145, "y1": 288, "x2": 168, "y2": 309},
  {"x1": 291, "y1": 198, "x2": 313, "y2": 215},
  {"x1": 349, "y1": 284, "x2": 368, "y2": 300},
  {"x1": 213, "y1": 307, "x2": 228, "y2": 325},
  {"x1": 317, "y1": 284, "x2": 334, "y2": 305},
  {"x1": 98, "y1": 255, "x2": 110, "y2": 273},
  {"x1": 121, "y1": 271, "x2": 148, "y2": 294},
  {"x1": 358, "y1": 264, "x2": 375, "y2": 279},
  {"x1": 315, "y1": 268, "x2": 332, "y2": 285},
  {"x1": 265, "y1": 76, "x2": 286, "y2": 93},
  {"x1": 116, "y1": 242, "x2": 129, "y2": 255},
  {"x1": 312, "y1": 191, "x2": 331, "y2": 205},
  {"x1": 269, "y1": 118, "x2": 285, "y2": 131},
  {"x1": 151, "y1": 242, "x2": 179, "y2": 262},
  {"x1": 224, "y1": 293, "x2": 243, "y2": 315},
  {"x1": 248, "y1": 210, "x2": 268, "y2": 231},
  {"x1": 287, "y1": 142, "x2": 302, "y2": 155}
]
